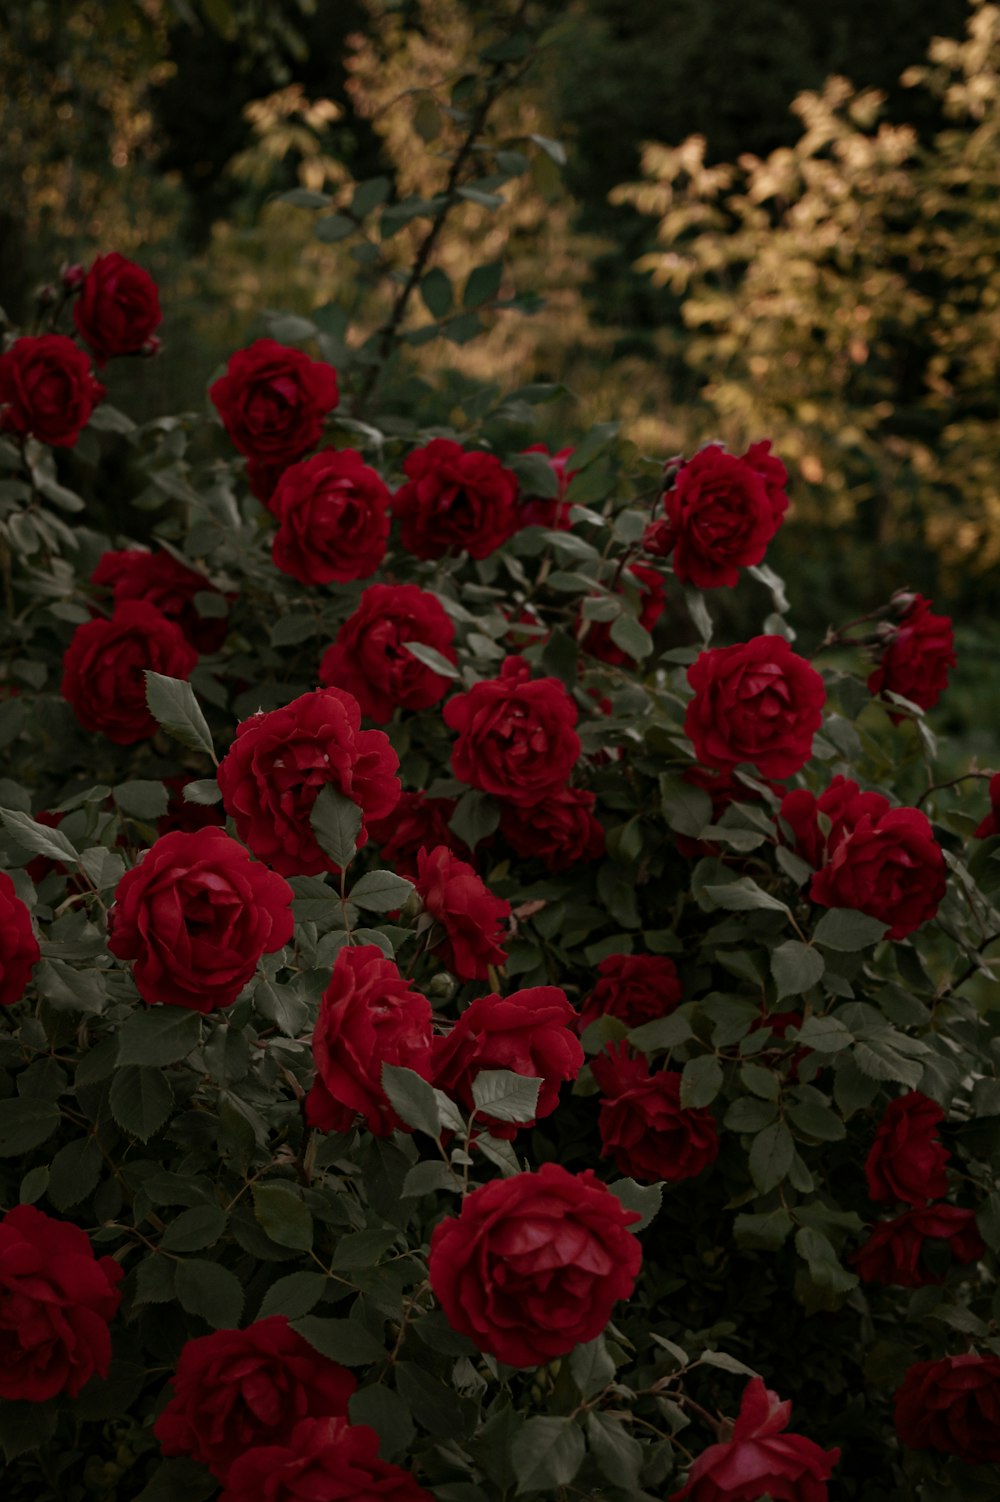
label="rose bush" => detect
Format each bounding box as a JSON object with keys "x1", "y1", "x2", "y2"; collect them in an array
[{"x1": 1, "y1": 24, "x2": 1000, "y2": 1499}]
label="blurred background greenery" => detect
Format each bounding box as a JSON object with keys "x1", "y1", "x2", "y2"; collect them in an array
[{"x1": 2, "y1": 0, "x2": 998, "y2": 775}]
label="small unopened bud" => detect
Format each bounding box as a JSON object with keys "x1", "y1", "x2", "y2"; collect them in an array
[
  {"x1": 61, "y1": 263, "x2": 85, "y2": 292},
  {"x1": 37, "y1": 283, "x2": 58, "y2": 307},
  {"x1": 141, "y1": 336, "x2": 162, "y2": 358},
  {"x1": 889, "y1": 589, "x2": 919, "y2": 619},
  {"x1": 427, "y1": 971, "x2": 457, "y2": 1003}
]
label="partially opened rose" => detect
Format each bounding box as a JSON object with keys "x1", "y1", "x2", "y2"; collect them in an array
[
  {"x1": 577, "y1": 953, "x2": 683, "y2": 1033},
  {"x1": 61, "y1": 602, "x2": 198, "y2": 745},
  {"x1": 210, "y1": 339, "x2": 338, "y2": 462},
  {"x1": 391, "y1": 437, "x2": 519, "y2": 560},
  {"x1": 428, "y1": 1163, "x2": 641, "y2": 1367},
  {"x1": 0, "y1": 1205, "x2": 122, "y2": 1401},
  {"x1": 810, "y1": 806, "x2": 945, "y2": 940},
  {"x1": 73, "y1": 252, "x2": 162, "y2": 364},
  {"x1": 865, "y1": 1092, "x2": 950, "y2": 1206},
  {"x1": 895, "y1": 1353, "x2": 1000, "y2": 1466},
  {"x1": 0, "y1": 334, "x2": 104, "y2": 447},
  {"x1": 319, "y1": 583, "x2": 456, "y2": 722},
  {"x1": 413, "y1": 845, "x2": 510, "y2": 980},
  {"x1": 220, "y1": 1418, "x2": 434, "y2": 1502},
  {"x1": 853, "y1": 1204, "x2": 984, "y2": 1287},
  {"x1": 0, "y1": 871, "x2": 40, "y2": 1007},
  {"x1": 270, "y1": 449, "x2": 390, "y2": 586},
  {"x1": 868, "y1": 593, "x2": 956, "y2": 716},
  {"x1": 685, "y1": 636, "x2": 826, "y2": 780},
  {"x1": 445, "y1": 656, "x2": 580, "y2": 806},
  {"x1": 91, "y1": 548, "x2": 229, "y2": 653},
  {"x1": 591, "y1": 1046, "x2": 719, "y2": 1185}
]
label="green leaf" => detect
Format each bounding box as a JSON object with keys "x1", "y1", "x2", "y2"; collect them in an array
[
  {"x1": 585, "y1": 1411, "x2": 643, "y2": 1488},
  {"x1": 700, "y1": 1349, "x2": 759, "y2": 1376},
  {"x1": 972, "y1": 1078, "x2": 1000, "y2": 1116},
  {"x1": 112, "y1": 779, "x2": 170, "y2": 820},
  {"x1": 116, "y1": 1007, "x2": 201, "y2": 1067},
  {"x1": 254, "y1": 980, "x2": 309, "y2": 1038},
  {"x1": 175, "y1": 1259, "x2": 244, "y2": 1329},
  {"x1": 421, "y1": 267, "x2": 453, "y2": 318},
  {"x1": 382, "y1": 1063, "x2": 442, "y2": 1137},
  {"x1": 401, "y1": 1160, "x2": 460, "y2": 1197},
  {"x1": 109, "y1": 1065, "x2": 174, "y2": 1141},
  {"x1": 977, "y1": 1192, "x2": 1000, "y2": 1250},
  {"x1": 253, "y1": 1183, "x2": 314, "y2": 1251},
  {"x1": 771, "y1": 941, "x2": 825, "y2": 1000},
  {"x1": 134, "y1": 1256, "x2": 177, "y2": 1306},
  {"x1": 812, "y1": 909, "x2": 889, "y2": 951},
  {"x1": 47, "y1": 1137, "x2": 102, "y2": 1209},
  {"x1": 278, "y1": 187, "x2": 330, "y2": 208},
  {"x1": 530, "y1": 133, "x2": 567, "y2": 165},
  {"x1": 725, "y1": 1097, "x2": 779, "y2": 1133},
  {"x1": 464, "y1": 260, "x2": 503, "y2": 308},
  {"x1": 787, "y1": 1099, "x2": 846, "y2": 1142},
  {"x1": 471, "y1": 1069, "x2": 541, "y2": 1123},
  {"x1": 353, "y1": 176, "x2": 392, "y2": 216},
  {"x1": 684, "y1": 587, "x2": 714, "y2": 643},
  {"x1": 0, "y1": 1403, "x2": 58, "y2": 1462},
  {"x1": 310, "y1": 785, "x2": 363, "y2": 869},
  {"x1": 204, "y1": 1025, "x2": 251, "y2": 1086},
  {"x1": 609, "y1": 611, "x2": 653, "y2": 660},
  {"x1": 315, "y1": 213, "x2": 356, "y2": 243},
  {"x1": 161, "y1": 1203, "x2": 228, "y2": 1253},
  {"x1": 509, "y1": 452, "x2": 560, "y2": 498},
  {"x1": 570, "y1": 421, "x2": 620, "y2": 471},
  {"x1": 795, "y1": 1227, "x2": 858, "y2": 1294},
  {"x1": 271, "y1": 612, "x2": 320, "y2": 647},
  {"x1": 144, "y1": 672, "x2": 215, "y2": 760},
  {"x1": 133, "y1": 1458, "x2": 217, "y2": 1502},
  {"x1": 627, "y1": 1011, "x2": 694, "y2": 1051},
  {"x1": 733, "y1": 1208, "x2": 794, "y2": 1249},
  {"x1": 19, "y1": 1164, "x2": 49, "y2": 1204},
  {"x1": 749, "y1": 1122, "x2": 795, "y2": 1193},
  {"x1": 350, "y1": 870, "x2": 415, "y2": 912},
  {"x1": 512, "y1": 1417, "x2": 585, "y2": 1492},
  {"x1": 401, "y1": 640, "x2": 460, "y2": 678},
  {"x1": 258, "y1": 1271, "x2": 328, "y2": 1321},
  {"x1": 703, "y1": 878, "x2": 790, "y2": 914},
  {"x1": 607, "y1": 1177, "x2": 662, "y2": 1230},
  {"x1": 680, "y1": 1054, "x2": 723, "y2": 1108},
  {"x1": 449, "y1": 789, "x2": 500, "y2": 848},
  {"x1": 794, "y1": 1015, "x2": 853, "y2": 1053},
  {"x1": 349, "y1": 1384, "x2": 416, "y2": 1461},
  {"x1": 570, "y1": 1335, "x2": 615, "y2": 1397},
  {"x1": 291, "y1": 1315, "x2": 386, "y2": 1366},
  {"x1": 0, "y1": 1098, "x2": 60, "y2": 1157},
  {"x1": 0, "y1": 807, "x2": 78, "y2": 863}
]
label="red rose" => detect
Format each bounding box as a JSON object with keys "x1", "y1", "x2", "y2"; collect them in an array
[
  {"x1": 414, "y1": 845, "x2": 509, "y2": 981},
  {"x1": 366, "y1": 791, "x2": 470, "y2": 881},
  {"x1": 518, "y1": 444, "x2": 575, "y2": 529},
  {"x1": 61, "y1": 602, "x2": 199, "y2": 745},
  {"x1": 975, "y1": 772, "x2": 1000, "y2": 838},
  {"x1": 779, "y1": 775, "x2": 890, "y2": 870},
  {"x1": 895, "y1": 1354, "x2": 1000, "y2": 1465},
  {"x1": 809, "y1": 806, "x2": 946, "y2": 940},
  {"x1": 685, "y1": 635, "x2": 826, "y2": 780},
  {"x1": 643, "y1": 442, "x2": 789, "y2": 590},
  {"x1": 391, "y1": 437, "x2": 520, "y2": 560},
  {"x1": 591, "y1": 1046, "x2": 719, "y2": 1185},
  {"x1": 305, "y1": 945, "x2": 433, "y2": 1137},
  {"x1": 499, "y1": 787, "x2": 604, "y2": 872},
  {"x1": 91, "y1": 548, "x2": 229, "y2": 653},
  {"x1": 246, "y1": 458, "x2": 287, "y2": 509},
  {"x1": 0, "y1": 1204, "x2": 122, "y2": 1401},
  {"x1": 853, "y1": 1204, "x2": 984, "y2": 1287},
  {"x1": 669, "y1": 1376, "x2": 840, "y2": 1502},
  {"x1": 210, "y1": 339, "x2": 339, "y2": 462},
  {"x1": 431, "y1": 986, "x2": 583, "y2": 1139},
  {"x1": 270, "y1": 450, "x2": 391, "y2": 586},
  {"x1": 220, "y1": 1417, "x2": 434, "y2": 1502},
  {"x1": 577, "y1": 953, "x2": 683, "y2": 1034},
  {"x1": 444, "y1": 656, "x2": 580, "y2": 806},
  {"x1": 865, "y1": 1092, "x2": 950, "y2": 1206},
  {"x1": 319, "y1": 584, "x2": 456, "y2": 723},
  {"x1": 72, "y1": 252, "x2": 162, "y2": 365},
  {"x1": 428, "y1": 1163, "x2": 642, "y2": 1367},
  {"x1": 0, "y1": 334, "x2": 104, "y2": 447},
  {"x1": 154, "y1": 1316, "x2": 355, "y2": 1481},
  {"x1": 216, "y1": 688, "x2": 400, "y2": 878},
  {"x1": 0, "y1": 871, "x2": 40, "y2": 1007},
  {"x1": 580, "y1": 563, "x2": 666, "y2": 666},
  {"x1": 107, "y1": 828, "x2": 294, "y2": 1012},
  {"x1": 868, "y1": 594, "x2": 956, "y2": 716}
]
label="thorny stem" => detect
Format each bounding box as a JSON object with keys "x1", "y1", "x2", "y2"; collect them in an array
[{"x1": 916, "y1": 769, "x2": 992, "y2": 809}]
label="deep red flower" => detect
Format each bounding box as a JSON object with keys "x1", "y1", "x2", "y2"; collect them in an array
[
  {"x1": 270, "y1": 450, "x2": 391, "y2": 586},
  {"x1": 73, "y1": 252, "x2": 162, "y2": 365},
  {"x1": 428, "y1": 1163, "x2": 642, "y2": 1367},
  {"x1": 107, "y1": 828, "x2": 294, "y2": 1012},
  {"x1": 809, "y1": 806, "x2": 946, "y2": 940},
  {"x1": 366, "y1": 791, "x2": 470, "y2": 881},
  {"x1": 518, "y1": 444, "x2": 575, "y2": 529},
  {"x1": 685, "y1": 635, "x2": 826, "y2": 780},
  {"x1": 220, "y1": 1417, "x2": 435, "y2": 1502},
  {"x1": 865, "y1": 1092, "x2": 951, "y2": 1206},
  {"x1": 154, "y1": 1316, "x2": 356, "y2": 1481},
  {"x1": 210, "y1": 339, "x2": 339, "y2": 462},
  {"x1": 306, "y1": 946, "x2": 433, "y2": 1137},
  {"x1": 216, "y1": 688, "x2": 400, "y2": 878},
  {"x1": 91, "y1": 548, "x2": 229, "y2": 653},
  {"x1": 414, "y1": 845, "x2": 509, "y2": 981},
  {"x1": 444, "y1": 656, "x2": 580, "y2": 807},
  {"x1": 0, "y1": 871, "x2": 39, "y2": 1008},
  {"x1": 669, "y1": 1376, "x2": 840, "y2": 1501},
  {"x1": 579, "y1": 563, "x2": 666, "y2": 666},
  {"x1": 0, "y1": 1204, "x2": 122, "y2": 1402},
  {"x1": 779, "y1": 776, "x2": 891, "y2": 871},
  {"x1": 432, "y1": 986, "x2": 583, "y2": 1139},
  {"x1": 895, "y1": 1354, "x2": 1000, "y2": 1465},
  {"x1": 643, "y1": 441, "x2": 789, "y2": 589},
  {"x1": 577, "y1": 953, "x2": 683, "y2": 1034},
  {"x1": 868, "y1": 594, "x2": 956, "y2": 716},
  {"x1": 319, "y1": 584, "x2": 456, "y2": 722},
  {"x1": 0, "y1": 334, "x2": 104, "y2": 447},
  {"x1": 853, "y1": 1204, "x2": 984, "y2": 1287},
  {"x1": 391, "y1": 437, "x2": 520, "y2": 560},
  {"x1": 974, "y1": 772, "x2": 1000, "y2": 838},
  {"x1": 591, "y1": 1046, "x2": 719, "y2": 1184},
  {"x1": 499, "y1": 787, "x2": 604, "y2": 872},
  {"x1": 61, "y1": 602, "x2": 198, "y2": 745}
]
